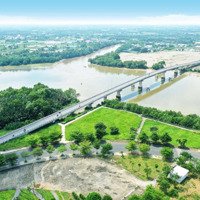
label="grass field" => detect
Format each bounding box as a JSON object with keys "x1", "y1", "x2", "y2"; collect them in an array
[
  {"x1": 36, "y1": 189, "x2": 55, "y2": 200},
  {"x1": 0, "y1": 124, "x2": 61, "y2": 151},
  {"x1": 18, "y1": 189, "x2": 38, "y2": 200},
  {"x1": 56, "y1": 191, "x2": 71, "y2": 200},
  {"x1": 65, "y1": 107, "x2": 142, "y2": 140},
  {"x1": 0, "y1": 129, "x2": 10, "y2": 137},
  {"x1": 114, "y1": 155, "x2": 168, "y2": 180},
  {"x1": 141, "y1": 119, "x2": 200, "y2": 149},
  {"x1": 0, "y1": 190, "x2": 15, "y2": 200}
]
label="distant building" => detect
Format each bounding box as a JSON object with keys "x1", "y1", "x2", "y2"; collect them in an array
[{"x1": 169, "y1": 165, "x2": 189, "y2": 183}]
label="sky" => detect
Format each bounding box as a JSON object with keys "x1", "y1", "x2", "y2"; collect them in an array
[{"x1": 0, "y1": 0, "x2": 200, "y2": 25}]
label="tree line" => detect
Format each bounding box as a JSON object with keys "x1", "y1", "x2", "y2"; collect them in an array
[
  {"x1": 0, "y1": 83, "x2": 79, "y2": 130},
  {"x1": 104, "y1": 100, "x2": 200, "y2": 130},
  {"x1": 0, "y1": 41, "x2": 116, "y2": 66},
  {"x1": 89, "y1": 52, "x2": 148, "y2": 69}
]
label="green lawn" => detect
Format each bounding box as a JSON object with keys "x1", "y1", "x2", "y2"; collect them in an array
[
  {"x1": 0, "y1": 190, "x2": 15, "y2": 200},
  {"x1": 141, "y1": 119, "x2": 200, "y2": 149},
  {"x1": 114, "y1": 155, "x2": 168, "y2": 180},
  {"x1": 18, "y1": 189, "x2": 38, "y2": 200},
  {"x1": 0, "y1": 129, "x2": 10, "y2": 137},
  {"x1": 56, "y1": 191, "x2": 71, "y2": 200},
  {"x1": 66, "y1": 107, "x2": 142, "y2": 140},
  {"x1": 36, "y1": 189, "x2": 55, "y2": 200},
  {"x1": 0, "y1": 124, "x2": 61, "y2": 151}
]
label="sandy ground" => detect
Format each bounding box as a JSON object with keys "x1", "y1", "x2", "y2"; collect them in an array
[
  {"x1": 120, "y1": 51, "x2": 200, "y2": 68},
  {"x1": 0, "y1": 158, "x2": 152, "y2": 200}
]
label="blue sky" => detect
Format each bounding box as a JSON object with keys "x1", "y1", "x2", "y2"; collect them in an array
[{"x1": 0, "y1": 0, "x2": 200, "y2": 25}]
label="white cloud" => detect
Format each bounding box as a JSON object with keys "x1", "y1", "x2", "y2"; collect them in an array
[{"x1": 0, "y1": 14, "x2": 200, "y2": 25}]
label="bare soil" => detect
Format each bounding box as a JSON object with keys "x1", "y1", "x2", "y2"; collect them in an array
[{"x1": 0, "y1": 158, "x2": 152, "y2": 200}]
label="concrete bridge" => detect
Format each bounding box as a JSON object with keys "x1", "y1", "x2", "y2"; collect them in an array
[{"x1": 0, "y1": 60, "x2": 199, "y2": 144}]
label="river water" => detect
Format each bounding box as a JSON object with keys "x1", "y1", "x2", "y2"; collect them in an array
[
  {"x1": 0, "y1": 46, "x2": 199, "y2": 115},
  {"x1": 0, "y1": 45, "x2": 145, "y2": 100},
  {"x1": 138, "y1": 74, "x2": 200, "y2": 115}
]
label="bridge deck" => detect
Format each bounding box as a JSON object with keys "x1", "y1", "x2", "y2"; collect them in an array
[{"x1": 0, "y1": 60, "x2": 199, "y2": 144}]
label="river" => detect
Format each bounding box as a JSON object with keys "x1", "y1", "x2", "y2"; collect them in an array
[
  {"x1": 0, "y1": 46, "x2": 200, "y2": 115},
  {"x1": 0, "y1": 45, "x2": 145, "y2": 100}
]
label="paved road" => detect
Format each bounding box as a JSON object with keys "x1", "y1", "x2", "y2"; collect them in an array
[
  {"x1": 0, "y1": 60, "x2": 200, "y2": 144},
  {"x1": 1, "y1": 142, "x2": 199, "y2": 168}
]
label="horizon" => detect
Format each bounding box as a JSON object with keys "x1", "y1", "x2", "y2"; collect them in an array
[{"x1": 0, "y1": 0, "x2": 200, "y2": 25}]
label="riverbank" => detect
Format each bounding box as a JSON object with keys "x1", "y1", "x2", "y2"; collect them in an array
[{"x1": 0, "y1": 45, "x2": 120, "y2": 71}]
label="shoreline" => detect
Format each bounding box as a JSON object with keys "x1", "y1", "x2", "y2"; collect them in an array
[
  {"x1": 0, "y1": 44, "x2": 120, "y2": 71},
  {"x1": 129, "y1": 74, "x2": 187, "y2": 103}
]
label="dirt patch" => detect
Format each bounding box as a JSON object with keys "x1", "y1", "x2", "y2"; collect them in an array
[
  {"x1": 0, "y1": 158, "x2": 151, "y2": 199},
  {"x1": 120, "y1": 51, "x2": 200, "y2": 68}
]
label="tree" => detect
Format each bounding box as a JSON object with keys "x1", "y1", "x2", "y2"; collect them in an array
[
  {"x1": 102, "y1": 194, "x2": 112, "y2": 200},
  {"x1": 160, "y1": 147, "x2": 174, "y2": 161},
  {"x1": 79, "y1": 141, "x2": 92, "y2": 157},
  {"x1": 176, "y1": 138, "x2": 187, "y2": 148},
  {"x1": 110, "y1": 127, "x2": 119, "y2": 135},
  {"x1": 46, "y1": 144, "x2": 55, "y2": 158},
  {"x1": 93, "y1": 140, "x2": 101, "y2": 154},
  {"x1": 40, "y1": 135, "x2": 49, "y2": 147},
  {"x1": 95, "y1": 122, "x2": 107, "y2": 140},
  {"x1": 49, "y1": 132, "x2": 62, "y2": 145},
  {"x1": 157, "y1": 175, "x2": 171, "y2": 194},
  {"x1": 57, "y1": 145, "x2": 67, "y2": 157},
  {"x1": 21, "y1": 151, "x2": 30, "y2": 163},
  {"x1": 160, "y1": 133, "x2": 172, "y2": 145},
  {"x1": 152, "y1": 61, "x2": 166, "y2": 70},
  {"x1": 138, "y1": 132, "x2": 149, "y2": 144},
  {"x1": 28, "y1": 138, "x2": 38, "y2": 148},
  {"x1": 86, "y1": 192, "x2": 102, "y2": 200},
  {"x1": 70, "y1": 143, "x2": 79, "y2": 155},
  {"x1": 101, "y1": 143, "x2": 113, "y2": 157},
  {"x1": 139, "y1": 144, "x2": 150, "y2": 156},
  {"x1": 5, "y1": 153, "x2": 18, "y2": 166},
  {"x1": 70, "y1": 131, "x2": 84, "y2": 144},
  {"x1": 32, "y1": 147, "x2": 43, "y2": 160},
  {"x1": 85, "y1": 133, "x2": 96, "y2": 144},
  {"x1": 144, "y1": 164, "x2": 152, "y2": 179},
  {"x1": 129, "y1": 127, "x2": 136, "y2": 140},
  {"x1": 150, "y1": 126, "x2": 158, "y2": 133},
  {"x1": 0, "y1": 154, "x2": 6, "y2": 167},
  {"x1": 150, "y1": 132, "x2": 160, "y2": 144},
  {"x1": 126, "y1": 141, "x2": 137, "y2": 154}
]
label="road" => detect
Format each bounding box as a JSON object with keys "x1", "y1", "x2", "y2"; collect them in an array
[{"x1": 0, "y1": 59, "x2": 200, "y2": 144}]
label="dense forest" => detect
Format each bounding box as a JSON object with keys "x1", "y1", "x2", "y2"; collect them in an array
[
  {"x1": 104, "y1": 100, "x2": 200, "y2": 130},
  {"x1": 0, "y1": 83, "x2": 79, "y2": 130},
  {"x1": 89, "y1": 52, "x2": 148, "y2": 69},
  {"x1": 0, "y1": 41, "x2": 117, "y2": 66}
]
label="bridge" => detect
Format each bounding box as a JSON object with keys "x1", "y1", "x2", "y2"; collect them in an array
[{"x1": 0, "y1": 60, "x2": 199, "y2": 144}]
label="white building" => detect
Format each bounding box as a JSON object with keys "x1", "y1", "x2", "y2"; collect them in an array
[{"x1": 169, "y1": 165, "x2": 189, "y2": 183}]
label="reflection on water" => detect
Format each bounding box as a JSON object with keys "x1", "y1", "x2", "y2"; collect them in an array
[
  {"x1": 0, "y1": 45, "x2": 144, "y2": 100},
  {"x1": 138, "y1": 74, "x2": 200, "y2": 115}
]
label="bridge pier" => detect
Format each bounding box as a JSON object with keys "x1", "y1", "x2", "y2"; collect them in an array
[
  {"x1": 138, "y1": 81, "x2": 143, "y2": 94},
  {"x1": 116, "y1": 90, "x2": 122, "y2": 100},
  {"x1": 179, "y1": 68, "x2": 185, "y2": 75},
  {"x1": 174, "y1": 70, "x2": 178, "y2": 78},
  {"x1": 155, "y1": 75, "x2": 159, "y2": 82},
  {"x1": 131, "y1": 84, "x2": 135, "y2": 91},
  {"x1": 161, "y1": 73, "x2": 165, "y2": 84},
  {"x1": 103, "y1": 96, "x2": 108, "y2": 101}
]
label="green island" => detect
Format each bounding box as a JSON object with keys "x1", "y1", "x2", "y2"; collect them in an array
[{"x1": 89, "y1": 52, "x2": 148, "y2": 69}]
